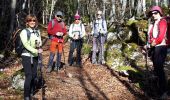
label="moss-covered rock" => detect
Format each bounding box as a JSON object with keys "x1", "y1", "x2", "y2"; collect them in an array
[
  {"x1": 11, "y1": 68, "x2": 25, "y2": 91},
  {"x1": 122, "y1": 43, "x2": 138, "y2": 58},
  {"x1": 106, "y1": 43, "x2": 125, "y2": 68}
]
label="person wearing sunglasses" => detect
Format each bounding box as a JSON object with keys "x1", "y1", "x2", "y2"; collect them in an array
[
  {"x1": 47, "y1": 11, "x2": 67, "y2": 72},
  {"x1": 147, "y1": 6, "x2": 168, "y2": 98},
  {"x1": 68, "y1": 13, "x2": 86, "y2": 67},
  {"x1": 20, "y1": 14, "x2": 43, "y2": 100},
  {"x1": 91, "y1": 10, "x2": 107, "y2": 65}
]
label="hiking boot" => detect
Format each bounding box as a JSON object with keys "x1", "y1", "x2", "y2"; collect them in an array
[
  {"x1": 46, "y1": 66, "x2": 52, "y2": 73},
  {"x1": 160, "y1": 92, "x2": 168, "y2": 99},
  {"x1": 92, "y1": 61, "x2": 98, "y2": 65},
  {"x1": 54, "y1": 66, "x2": 59, "y2": 71},
  {"x1": 24, "y1": 97, "x2": 30, "y2": 100},
  {"x1": 75, "y1": 64, "x2": 82, "y2": 67},
  {"x1": 101, "y1": 60, "x2": 105, "y2": 64}
]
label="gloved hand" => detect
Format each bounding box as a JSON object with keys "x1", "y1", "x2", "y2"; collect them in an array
[
  {"x1": 59, "y1": 32, "x2": 63, "y2": 36},
  {"x1": 56, "y1": 32, "x2": 63, "y2": 36},
  {"x1": 99, "y1": 30, "x2": 105, "y2": 35},
  {"x1": 73, "y1": 34, "x2": 80, "y2": 40},
  {"x1": 38, "y1": 48, "x2": 43, "y2": 53},
  {"x1": 56, "y1": 32, "x2": 60, "y2": 36}
]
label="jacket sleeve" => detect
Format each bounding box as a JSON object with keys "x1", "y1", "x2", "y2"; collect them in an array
[
  {"x1": 38, "y1": 30, "x2": 42, "y2": 47},
  {"x1": 102, "y1": 20, "x2": 107, "y2": 34},
  {"x1": 154, "y1": 19, "x2": 167, "y2": 45},
  {"x1": 62, "y1": 23, "x2": 67, "y2": 35},
  {"x1": 68, "y1": 24, "x2": 74, "y2": 38},
  {"x1": 91, "y1": 21, "x2": 94, "y2": 35},
  {"x1": 47, "y1": 20, "x2": 54, "y2": 35},
  {"x1": 20, "y1": 29, "x2": 38, "y2": 54}
]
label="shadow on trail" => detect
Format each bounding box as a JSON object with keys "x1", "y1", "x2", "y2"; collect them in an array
[
  {"x1": 103, "y1": 64, "x2": 148, "y2": 100},
  {"x1": 77, "y1": 67, "x2": 109, "y2": 100}
]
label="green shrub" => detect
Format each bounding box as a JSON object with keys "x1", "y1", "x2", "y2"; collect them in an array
[{"x1": 82, "y1": 43, "x2": 91, "y2": 55}]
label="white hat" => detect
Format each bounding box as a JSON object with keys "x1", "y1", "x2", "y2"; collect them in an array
[{"x1": 97, "y1": 10, "x2": 102, "y2": 15}]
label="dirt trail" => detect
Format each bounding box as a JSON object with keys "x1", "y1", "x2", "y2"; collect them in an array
[
  {"x1": 32, "y1": 39, "x2": 143, "y2": 100},
  {"x1": 0, "y1": 38, "x2": 146, "y2": 100}
]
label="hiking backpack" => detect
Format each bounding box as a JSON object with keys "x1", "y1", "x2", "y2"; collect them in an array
[
  {"x1": 165, "y1": 16, "x2": 170, "y2": 46},
  {"x1": 13, "y1": 28, "x2": 31, "y2": 56}
]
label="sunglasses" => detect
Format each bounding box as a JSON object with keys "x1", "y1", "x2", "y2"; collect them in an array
[
  {"x1": 57, "y1": 15, "x2": 62, "y2": 18},
  {"x1": 152, "y1": 11, "x2": 158, "y2": 15},
  {"x1": 27, "y1": 19, "x2": 36, "y2": 22},
  {"x1": 75, "y1": 19, "x2": 80, "y2": 20}
]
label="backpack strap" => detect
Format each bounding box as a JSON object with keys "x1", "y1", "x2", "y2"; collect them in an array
[
  {"x1": 72, "y1": 23, "x2": 83, "y2": 38},
  {"x1": 102, "y1": 19, "x2": 104, "y2": 29},
  {"x1": 25, "y1": 28, "x2": 31, "y2": 41},
  {"x1": 72, "y1": 23, "x2": 83, "y2": 32},
  {"x1": 52, "y1": 19, "x2": 55, "y2": 28},
  {"x1": 51, "y1": 19, "x2": 64, "y2": 29}
]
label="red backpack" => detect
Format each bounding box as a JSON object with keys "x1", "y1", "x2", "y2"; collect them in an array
[{"x1": 165, "y1": 16, "x2": 170, "y2": 46}]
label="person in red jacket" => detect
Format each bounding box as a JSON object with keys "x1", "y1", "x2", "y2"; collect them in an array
[
  {"x1": 147, "y1": 6, "x2": 168, "y2": 97},
  {"x1": 47, "y1": 11, "x2": 67, "y2": 72}
]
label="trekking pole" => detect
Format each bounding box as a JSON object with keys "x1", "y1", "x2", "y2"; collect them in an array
[{"x1": 35, "y1": 40, "x2": 45, "y2": 100}]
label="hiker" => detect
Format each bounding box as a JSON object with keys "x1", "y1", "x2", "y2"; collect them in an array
[
  {"x1": 147, "y1": 6, "x2": 168, "y2": 97},
  {"x1": 20, "y1": 14, "x2": 43, "y2": 100},
  {"x1": 91, "y1": 10, "x2": 107, "y2": 64},
  {"x1": 68, "y1": 13, "x2": 86, "y2": 67},
  {"x1": 47, "y1": 11, "x2": 67, "y2": 72}
]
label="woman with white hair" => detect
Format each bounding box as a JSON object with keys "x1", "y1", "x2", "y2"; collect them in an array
[{"x1": 91, "y1": 10, "x2": 107, "y2": 65}]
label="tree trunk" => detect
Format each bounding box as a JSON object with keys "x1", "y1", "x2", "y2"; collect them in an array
[
  {"x1": 9, "y1": 0, "x2": 17, "y2": 40},
  {"x1": 142, "y1": 0, "x2": 146, "y2": 17},
  {"x1": 49, "y1": 0, "x2": 57, "y2": 21}
]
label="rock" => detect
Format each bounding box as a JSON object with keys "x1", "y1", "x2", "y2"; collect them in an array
[
  {"x1": 107, "y1": 32, "x2": 117, "y2": 41},
  {"x1": 11, "y1": 69, "x2": 25, "y2": 90}
]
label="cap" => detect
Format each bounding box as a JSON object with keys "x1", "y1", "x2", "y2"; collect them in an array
[
  {"x1": 74, "y1": 13, "x2": 80, "y2": 19},
  {"x1": 149, "y1": 6, "x2": 163, "y2": 16},
  {"x1": 55, "y1": 11, "x2": 63, "y2": 16},
  {"x1": 97, "y1": 10, "x2": 102, "y2": 15}
]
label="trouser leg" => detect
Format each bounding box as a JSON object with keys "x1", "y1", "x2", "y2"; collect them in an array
[
  {"x1": 54, "y1": 52, "x2": 62, "y2": 71},
  {"x1": 22, "y1": 56, "x2": 33, "y2": 98},
  {"x1": 76, "y1": 39, "x2": 82, "y2": 66},
  {"x1": 47, "y1": 52, "x2": 55, "y2": 72},
  {"x1": 152, "y1": 46, "x2": 167, "y2": 95},
  {"x1": 92, "y1": 37, "x2": 98, "y2": 64},
  {"x1": 98, "y1": 36, "x2": 105, "y2": 64},
  {"x1": 30, "y1": 57, "x2": 38, "y2": 95},
  {"x1": 68, "y1": 41, "x2": 75, "y2": 66}
]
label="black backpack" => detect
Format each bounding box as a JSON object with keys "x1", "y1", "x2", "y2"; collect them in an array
[{"x1": 13, "y1": 28, "x2": 31, "y2": 57}]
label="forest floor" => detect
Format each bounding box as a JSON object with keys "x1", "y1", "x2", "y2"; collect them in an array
[{"x1": 0, "y1": 30, "x2": 166, "y2": 100}]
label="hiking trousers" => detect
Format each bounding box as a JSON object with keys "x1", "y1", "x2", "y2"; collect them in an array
[
  {"x1": 92, "y1": 35, "x2": 105, "y2": 64},
  {"x1": 68, "y1": 39, "x2": 83, "y2": 66},
  {"x1": 151, "y1": 45, "x2": 167, "y2": 95},
  {"x1": 21, "y1": 56, "x2": 38, "y2": 98},
  {"x1": 48, "y1": 41, "x2": 63, "y2": 68}
]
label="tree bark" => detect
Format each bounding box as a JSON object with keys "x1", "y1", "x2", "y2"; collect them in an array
[{"x1": 9, "y1": 0, "x2": 17, "y2": 40}]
